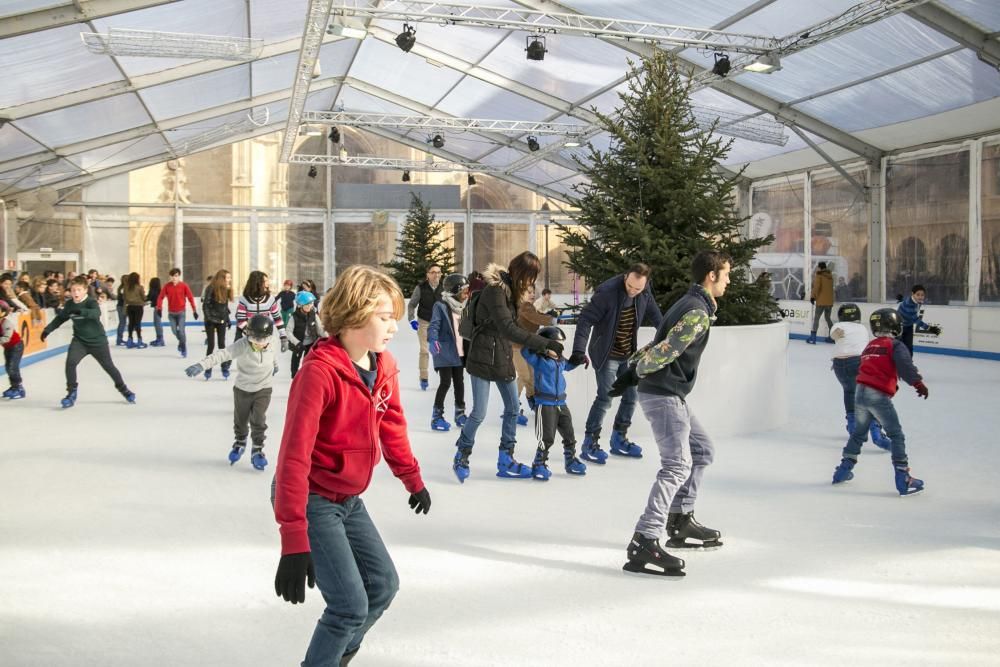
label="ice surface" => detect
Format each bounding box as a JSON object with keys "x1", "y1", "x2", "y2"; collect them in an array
[{"x1": 3, "y1": 327, "x2": 999, "y2": 666}]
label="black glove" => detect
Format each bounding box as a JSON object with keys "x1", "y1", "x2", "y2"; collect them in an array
[
  {"x1": 568, "y1": 352, "x2": 587, "y2": 367},
  {"x1": 609, "y1": 366, "x2": 640, "y2": 397},
  {"x1": 280, "y1": 338, "x2": 289, "y2": 353},
  {"x1": 40, "y1": 330, "x2": 49, "y2": 342},
  {"x1": 545, "y1": 339, "x2": 564, "y2": 356},
  {"x1": 926, "y1": 325, "x2": 942, "y2": 336},
  {"x1": 193, "y1": 311, "x2": 199, "y2": 320},
  {"x1": 274, "y1": 552, "x2": 315, "y2": 604},
  {"x1": 408, "y1": 487, "x2": 431, "y2": 514},
  {"x1": 914, "y1": 381, "x2": 929, "y2": 400},
  {"x1": 185, "y1": 363, "x2": 204, "y2": 377},
  {"x1": 809, "y1": 297, "x2": 816, "y2": 305}
]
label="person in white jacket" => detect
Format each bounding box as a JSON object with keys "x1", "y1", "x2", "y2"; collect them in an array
[
  {"x1": 185, "y1": 314, "x2": 279, "y2": 471},
  {"x1": 830, "y1": 303, "x2": 890, "y2": 449}
]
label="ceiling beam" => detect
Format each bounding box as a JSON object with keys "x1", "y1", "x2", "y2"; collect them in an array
[
  {"x1": 0, "y1": 0, "x2": 182, "y2": 38},
  {"x1": 906, "y1": 1, "x2": 1000, "y2": 69}
]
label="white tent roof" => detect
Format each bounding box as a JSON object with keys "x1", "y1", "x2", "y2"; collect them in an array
[{"x1": 2, "y1": 0, "x2": 999, "y2": 201}]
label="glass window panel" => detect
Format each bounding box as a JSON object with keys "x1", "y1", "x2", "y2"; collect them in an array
[
  {"x1": 183, "y1": 220, "x2": 250, "y2": 298},
  {"x1": 0, "y1": 125, "x2": 46, "y2": 161},
  {"x1": 15, "y1": 94, "x2": 152, "y2": 148},
  {"x1": 811, "y1": 171, "x2": 869, "y2": 302},
  {"x1": 537, "y1": 222, "x2": 587, "y2": 295},
  {"x1": 941, "y1": 0, "x2": 1000, "y2": 31},
  {"x1": 67, "y1": 135, "x2": 169, "y2": 173},
  {"x1": 437, "y1": 77, "x2": 554, "y2": 121},
  {"x1": 750, "y1": 180, "x2": 806, "y2": 300},
  {"x1": 885, "y1": 150, "x2": 969, "y2": 304},
  {"x1": 139, "y1": 66, "x2": 251, "y2": 122},
  {"x1": 472, "y1": 222, "x2": 529, "y2": 273},
  {"x1": 0, "y1": 25, "x2": 124, "y2": 108},
  {"x1": 257, "y1": 218, "x2": 326, "y2": 292},
  {"x1": 335, "y1": 219, "x2": 398, "y2": 271},
  {"x1": 979, "y1": 144, "x2": 1000, "y2": 303},
  {"x1": 349, "y1": 38, "x2": 465, "y2": 107}
]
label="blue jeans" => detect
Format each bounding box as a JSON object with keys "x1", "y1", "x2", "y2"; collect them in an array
[
  {"x1": 4, "y1": 341, "x2": 23, "y2": 386},
  {"x1": 584, "y1": 358, "x2": 636, "y2": 439},
  {"x1": 168, "y1": 312, "x2": 186, "y2": 350},
  {"x1": 843, "y1": 385, "x2": 909, "y2": 466},
  {"x1": 831, "y1": 357, "x2": 861, "y2": 413},
  {"x1": 152, "y1": 308, "x2": 164, "y2": 341},
  {"x1": 116, "y1": 304, "x2": 126, "y2": 342},
  {"x1": 303, "y1": 495, "x2": 399, "y2": 666},
  {"x1": 455, "y1": 375, "x2": 519, "y2": 453}
]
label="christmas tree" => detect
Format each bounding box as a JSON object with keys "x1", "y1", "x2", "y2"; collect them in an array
[
  {"x1": 559, "y1": 50, "x2": 778, "y2": 325},
  {"x1": 383, "y1": 192, "x2": 455, "y2": 294}
]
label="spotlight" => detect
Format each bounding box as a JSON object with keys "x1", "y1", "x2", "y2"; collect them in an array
[
  {"x1": 307, "y1": 165, "x2": 317, "y2": 179},
  {"x1": 328, "y1": 127, "x2": 340, "y2": 143},
  {"x1": 525, "y1": 35, "x2": 547, "y2": 61},
  {"x1": 712, "y1": 53, "x2": 731, "y2": 77},
  {"x1": 526, "y1": 135, "x2": 540, "y2": 152},
  {"x1": 467, "y1": 175, "x2": 477, "y2": 186},
  {"x1": 395, "y1": 23, "x2": 416, "y2": 53},
  {"x1": 402, "y1": 170, "x2": 411, "y2": 182},
  {"x1": 430, "y1": 134, "x2": 445, "y2": 149},
  {"x1": 744, "y1": 54, "x2": 781, "y2": 74}
]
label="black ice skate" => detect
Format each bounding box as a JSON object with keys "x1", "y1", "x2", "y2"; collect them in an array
[
  {"x1": 622, "y1": 532, "x2": 685, "y2": 577},
  {"x1": 666, "y1": 512, "x2": 723, "y2": 550}
]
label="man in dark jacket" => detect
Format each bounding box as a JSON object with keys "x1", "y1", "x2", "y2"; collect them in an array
[
  {"x1": 407, "y1": 265, "x2": 443, "y2": 390},
  {"x1": 569, "y1": 263, "x2": 663, "y2": 463}
]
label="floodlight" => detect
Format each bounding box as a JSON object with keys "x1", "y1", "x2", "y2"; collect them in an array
[
  {"x1": 564, "y1": 139, "x2": 581, "y2": 147},
  {"x1": 712, "y1": 53, "x2": 731, "y2": 77},
  {"x1": 299, "y1": 126, "x2": 323, "y2": 137},
  {"x1": 525, "y1": 35, "x2": 547, "y2": 61},
  {"x1": 326, "y1": 17, "x2": 367, "y2": 40},
  {"x1": 744, "y1": 54, "x2": 781, "y2": 73},
  {"x1": 527, "y1": 136, "x2": 540, "y2": 152},
  {"x1": 328, "y1": 127, "x2": 341, "y2": 143},
  {"x1": 467, "y1": 175, "x2": 477, "y2": 186},
  {"x1": 431, "y1": 134, "x2": 445, "y2": 149},
  {"x1": 395, "y1": 24, "x2": 416, "y2": 52},
  {"x1": 402, "y1": 170, "x2": 411, "y2": 182},
  {"x1": 307, "y1": 166, "x2": 318, "y2": 178}
]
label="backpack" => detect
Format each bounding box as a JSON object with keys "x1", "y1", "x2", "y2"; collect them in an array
[{"x1": 458, "y1": 290, "x2": 487, "y2": 341}]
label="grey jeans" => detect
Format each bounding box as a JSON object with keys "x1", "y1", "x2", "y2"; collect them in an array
[
  {"x1": 233, "y1": 386, "x2": 272, "y2": 449},
  {"x1": 634, "y1": 393, "x2": 715, "y2": 539}
]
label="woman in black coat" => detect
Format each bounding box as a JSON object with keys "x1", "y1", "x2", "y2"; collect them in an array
[{"x1": 453, "y1": 251, "x2": 563, "y2": 482}]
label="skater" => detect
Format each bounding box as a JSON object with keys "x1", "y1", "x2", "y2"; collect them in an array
[
  {"x1": 569, "y1": 262, "x2": 663, "y2": 463},
  {"x1": 613, "y1": 250, "x2": 732, "y2": 577},
  {"x1": 830, "y1": 303, "x2": 890, "y2": 450},
  {"x1": 40, "y1": 276, "x2": 135, "y2": 408},
  {"x1": 533, "y1": 287, "x2": 558, "y2": 317},
  {"x1": 452, "y1": 252, "x2": 564, "y2": 483},
  {"x1": 407, "y1": 264, "x2": 443, "y2": 391},
  {"x1": 287, "y1": 290, "x2": 326, "y2": 379},
  {"x1": 114, "y1": 274, "x2": 127, "y2": 347},
  {"x1": 521, "y1": 326, "x2": 587, "y2": 480},
  {"x1": 272, "y1": 265, "x2": 430, "y2": 667},
  {"x1": 122, "y1": 272, "x2": 147, "y2": 348},
  {"x1": 427, "y1": 273, "x2": 469, "y2": 433},
  {"x1": 277, "y1": 279, "x2": 296, "y2": 328},
  {"x1": 512, "y1": 285, "x2": 555, "y2": 425},
  {"x1": 235, "y1": 270, "x2": 288, "y2": 352},
  {"x1": 156, "y1": 268, "x2": 198, "y2": 357},
  {"x1": 1, "y1": 299, "x2": 26, "y2": 399},
  {"x1": 202, "y1": 269, "x2": 233, "y2": 380},
  {"x1": 808, "y1": 261, "x2": 834, "y2": 344},
  {"x1": 147, "y1": 277, "x2": 164, "y2": 346},
  {"x1": 185, "y1": 314, "x2": 278, "y2": 470},
  {"x1": 897, "y1": 284, "x2": 941, "y2": 355},
  {"x1": 831, "y1": 308, "x2": 928, "y2": 496}
]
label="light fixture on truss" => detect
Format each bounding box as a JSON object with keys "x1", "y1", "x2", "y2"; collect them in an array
[{"x1": 81, "y1": 28, "x2": 264, "y2": 61}]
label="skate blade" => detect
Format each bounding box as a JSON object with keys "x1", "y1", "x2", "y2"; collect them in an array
[
  {"x1": 898, "y1": 488, "x2": 924, "y2": 497},
  {"x1": 666, "y1": 539, "x2": 723, "y2": 551},
  {"x1": 622, "y1": 560, "x2": 685, "y2": 578}
]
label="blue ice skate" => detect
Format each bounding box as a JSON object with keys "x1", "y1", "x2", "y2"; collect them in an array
[
  {"x1": 832, "y1": 458, "x2": 855, "y2": 484},
  {"x1": 579, "y1": 434, "x2": 608, "y2": 464},
  {"x1": 251, "y1": 450, "x2": 268, "y2": 471},
  {"x1": 3, "y1": 386, "x2": 25, "y2": 400},
  {"x1": 60, "y1": 388, "x2": 78, "y2": 409},
  {"x1": 516, "y1": 409, "x2": 529, "y2": 427},
  {"x1": 453, "y1": 445, "x2": 471, "y2": 483},
  {"x1": 221, "y1": 368, "x2": 230, "y2": 380},
  {"x1": 564, "y1": 451, "x2": 587, "y2": 476},
  {"x1": 454, "y1": 407, "x2": 467, "y2": 428},
  {"x1": 204, "y1": 368, "x2": 212, "y2": 380},
  {"x1": 894, "y1": 466, "x2": 924, "y2": 496},
  {"x1": 420, "y1": 378, "x2": 428, "y2": 391},
  {"x1": 496, "y1": 448, "x2": 531, "y2": 479},
  {"x1": 609, "y1": 431, "x2": 642, "y2": 458},
  {"x1": 431, "y1": 407, "x2": 451, "y2": 432},
  {"x1": 530, "y1": 450, "x2": 551, "y2": 481},
  {"x1": 229, "y1": 441, "x2": 246, "y2": 465},
  {"x1": 121, "y1": 389, "x2": 136, "y2": 404}
]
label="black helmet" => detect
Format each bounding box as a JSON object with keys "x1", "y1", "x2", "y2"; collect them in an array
[
  {"x1": 442, "y1": 273, "x2": 468, "y2": 296},
  {"x1": 869, "y1": 308, "x2": 901, "y2": 337},
  {"x1": 247, "y1": 314, "x2": 274, "y2": 342},
  {"x1": 837, "y1": 303, "x2": 861, "y2": 323},
  {"x1": 537, "y1": 326, "x2": 565, "y2": 341}
]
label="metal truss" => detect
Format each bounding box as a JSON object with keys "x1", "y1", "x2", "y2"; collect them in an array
[
  {"x1": 0, "y1": 0, "x2": 181, "y2": 39},
  {"x1": 81, "y1": 28, "x2": 264, "y2": 61},
  {"x1": 176, "y1": 108, "x2": 272, "y2": 155},
  {"x1": 502, "y1": 127, "x2": 601, "y2": 174},
  {"x1": 288, "y1": 154, "x2": 500, "y2": 172},
  {"x1": 691, "y1": 104, "x2": 788, "y2": 146},
  {"x1": 300, "y1": 110, "x2": 592, "y2": 136},
  {"x1": 331, "y1": 1, "x2": 781, "y2": 54},
  {"x1": 280, "y1": 0, "x2": 335, "y2": 163}
]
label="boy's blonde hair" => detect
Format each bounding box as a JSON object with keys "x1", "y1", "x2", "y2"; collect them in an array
[{"x1": 320, "y1": 265, "x2": 404, "y2": 335}]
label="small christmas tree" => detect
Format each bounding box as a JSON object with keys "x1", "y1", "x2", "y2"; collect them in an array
[
  {"x1": 559, "y1": 50, "x2": 778, "y2": 325},
  {"x1": 383, "y1": 192, "x2": 455, "y2": 294}
]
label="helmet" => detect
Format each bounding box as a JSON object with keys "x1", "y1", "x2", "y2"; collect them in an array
[
  {"x1": 247, "y1": 314, "x2": 275, "y2": 343},
  {"x1": 837, "y1": 303, "x2": 861, "y2": 323},
  {"x1": 536, "y1": 325, "x2": 565, "y2": 341},
  {"x1": 295, "y1": 290, "x2": 316, "y2": 307},
  {"x1": 869, "y1": 308, "x2": 902, "y2": 337},
  {"x1": 442, "y1": 273, "x2": 468, "y2": 296}
]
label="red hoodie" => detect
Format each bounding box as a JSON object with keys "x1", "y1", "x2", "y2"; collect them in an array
[{"x1": 273, "y1": 336, "x2": 424, "y2": 555}]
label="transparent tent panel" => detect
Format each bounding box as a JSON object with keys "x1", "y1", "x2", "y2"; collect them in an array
[
  {"x1": 16, "y1": 205, "x2": 84, "y2": 256},
  {"x1": 472, "y1": 223, "x2": 530, "y2": 274},
  {"x1": 721, "y1": 130, "x2": 812, "y2": 166},
  {"x1": 67, "y1": 134, "x2": 170, "y2": 173},
  {"x1": 257, "y1": 219, "x2": 326, "y2": 291},
  {"x1": 0, "y1": 24, "x2": 124, "y2": 109},
  {"x1": 139, "y1": 66, "x2": 251, "y2": 122},
  {"x1": 941, "y1": 0, "x2": 1000, "y2": 31},
  {"x1": 0, "y1": 125, "x2": 46, "y2": 162},
  {"x1": 251, "y1": 41, "x2": 356, "y2": 97},
  {"x1": 981, "y1": 144, "x2": 1000, "y2": 303},
  {"x1": 14, "y1": 93, "x2": 152, "y2": 148},
  {"x1": 127, "y1": 213, "x2": 176, "y2": 289},
  {"x1": 558, "y1": 0, "x2": 755, "y2": 28},
  {"x1": 369, "y1": 18, "x2": 508, "y2": 66},
  {"x1": 511, "y1": 161, "x2": 577, "y2": 185},
  {"x1": 724, "y1": 0, "x2": 863, "y2": 38},
  {"x1": 437, "y1": 76, "x2": 555, "y2": 121},
  {"x1": 182, "y1": 220, "x2": 250, "y2": 298},
  {"x1": 750, "y1": 179, "x2": 807, "y2": 300},
  {"x1": 0, "y1": 159, "x2": 84, "y2": 192},
  {"x1": 336, "y1": 86, "x2": 420, "y2": 116},
  {"x1": 349, "y1": 38, "x2": 466, "y2": 107},
  {"x1": 250, "y1": 0, "x2": 308, "y2": 41},
  {"x1": 477, "y1": 147, "x2": 529, "y2": 168},
  {"x1": 811, "y1": 170, "x2": 869, "y2": 302},
  {"x1": 335, "y1": 219, "x2": 398, "y2": 271},
  {"x1": 305, "y1": 87, "x2": 340, "y2": 112},
  {"x1": 536, "y1": 222, "x2": 588, "y2": 295}
]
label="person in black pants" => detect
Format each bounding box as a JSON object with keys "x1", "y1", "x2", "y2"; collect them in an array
[
  {"x1": 202, "y1": 269, "x2": 233, "y2": 380},
  {"x1": 286, "y1": 290, "x2": 326, "y2": 378},
  {"x1": 123, "y1": 272, "x2": 146, "y2": 348},
  {"x1": 427, "y1": 273, "x2": 469, "y2": 431}
]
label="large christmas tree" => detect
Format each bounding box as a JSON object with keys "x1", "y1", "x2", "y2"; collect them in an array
[
  {"x1": 383, "y1": 192, "x2": 455, "y2": 294},
  {"x1": 559, "y1": 50, "x2": 778, "y2": 325}
]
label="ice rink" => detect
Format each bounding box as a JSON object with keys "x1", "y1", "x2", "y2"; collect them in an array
[{"x1": 3, "y1": 325, "x2": 999, "y2": 666}]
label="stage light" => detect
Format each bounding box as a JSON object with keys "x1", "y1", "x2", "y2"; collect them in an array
[
  {"x1": 744, "y1": 54, "x2": 781, "y2": 73},
  {"x1": 307, "y1": 166, "x2": 317, "y2": 178},
  {"x1": 527, "y1": 136, "x2": 540, "y2": 152},
  {"x1": 328, "y1": 127, "x2": 340, "y2": 143},
  {"x1": 712, "y1": 53, "x2": 731, "y2": 77},
  {"x1": 395, "y1": 24, "x2": 416, "y2": 52},
  {"x1": 525, "y1": 35, "x2": 547, "y2": 61},
  {"x1": 467, "y1": 175, "x2": 477, "y2": 186},
  {"x1": 431, "y1": 134, "x2": 445, "y2": 149},
  {"x1": 402, "y1": 170, "x2": 411, "y2": 182}
]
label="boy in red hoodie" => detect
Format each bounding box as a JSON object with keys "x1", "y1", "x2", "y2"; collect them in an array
[{"x1": 272, "y1": 265, "x2": 430, "y2": 667}]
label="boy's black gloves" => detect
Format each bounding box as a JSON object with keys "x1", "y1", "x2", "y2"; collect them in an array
[
  {"x1": 914, "y1": 381, "x2": 929, "y2": 399},
  {"x1": 568, "y1": 352, "x2": 588, "y2": 368},
  {"x1": 408, "y1": 487, "x2": 431, "y2": 514},
  {"x1": 275, "y1": 552, "x2": 315, "y2": 604},
  {"x1": 545, "y1": 339, "x2": 564, "y2": 356},
  {"x1": 609, "y1": 365, "x2": 640, "y2": 397}
]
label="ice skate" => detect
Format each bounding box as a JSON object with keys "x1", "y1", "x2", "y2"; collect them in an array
[
  {"x1": 806, "y1": 331, "x2": 817, "y2": 344},
  {"x1": 251, "y1": 449, "x2": 268, "y2": 471},
  {"x1": 419, "y1": 378, "x2": 428, "y2": 391},
  {"x1": 60, "y1": 388, "x2": 78, "y2": 409},
  {"x1": 454, "y1": 406, "x2": 467, "y2": 428},
  {"x1": 563, "y1": 448, "x2": 587, "y2": 476},
  {"x1": 453, "y1": 445, "x2": 471, "y2": 483},
  {"x1": 3, "y1": 386, "x2": 25, "y2": 400},
  {"x1": 221, "y1": 368, "x2": 230, "y2": 380},
  {"x1": 622, "y1": 532, "x2": 685, "y2": 577},
  {"x1": 496, "y1": 448, "x2": 531, "y2": 479},
  {"x1": 229, "y1": 441, "x2": 246, "y2": 465},
  {"x1": 135, "y1": 340, "x2": 148, "y2": 349},
  {"x1": 609, "y1": 431, "x2": 642, "y2": 458},
  {"x1": 666, "y1": 512, "x2": 723, "y2": 550},
  {"x1": 516, "y1": 409, "x2": 529, "y2": 427},
  {"x1": 204, "y1": 368, "x2": 212, "y2": 380},
  {"x1": 431, "y1": 407, "x2": 451, "y2": 432},
  {"x1": 579, "y1": 434, "x2": 608, "y2": 464},
  {"x1": 832, "y1": 458, "x2": 855, "y2": 484},
  {"x1": 894, "y1": 465, "x2": 924, "y2": 496},
  {"x1": 530, "y1": 449, "x2": 551, "y2": 481},
  {"x1": 120, "y1": 388, "x2": 136, "y2": 404}
]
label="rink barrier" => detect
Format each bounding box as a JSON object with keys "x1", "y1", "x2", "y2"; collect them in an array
[{"x1": 788, "y1": 332, "x2": 1000, "y2": 361}]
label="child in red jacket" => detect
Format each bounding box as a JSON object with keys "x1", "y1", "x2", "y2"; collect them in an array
[{"x1": 272, "y1": 265, "x2": 430, "y2": 667}]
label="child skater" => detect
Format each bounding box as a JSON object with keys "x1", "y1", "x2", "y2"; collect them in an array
[
  {"x1": 236, "y1": 270, "x2": 288, "y2": 352},
  {"x1": 830, "y1": 303, "x2": 891, "y2": 450},
  {"x1": 41, "y1": 276, "x2": 135, "y2": 408},
  {"x1": 521, "y1": 325, "x2": 588, "y2": 480},
  {"x1": 832, "y1": 308, "x2": 928, "y2": 496},
  {"x1": 427, "y1": 273, "x2": 469, "y2": 432},
  {"x1": 286, "y1": 290, "x2": 326, "y2": 379},
  {"x1": 272, "y1": 265, "x2": 430, "y2": 667},
  {"x1": 896, "y1": 284, "x2": 941, "y2": 355},
  {"x1": 1, "y1": 299, "x2": 26, "y2": 399},
  {"x1": 185, "y1": 314, "x2": 277, "y2": 470}
]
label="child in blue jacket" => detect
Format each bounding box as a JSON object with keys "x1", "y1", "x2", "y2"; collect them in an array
[
  {"x1": 427, "y1": 274, "x2": 469, "y2": 432},
  {"x1": 521, "y1": 326, "x2": 588, "y2": 480},
  {"x1": 896, "y1": 284, "x2": 941, "y2": 355}
]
